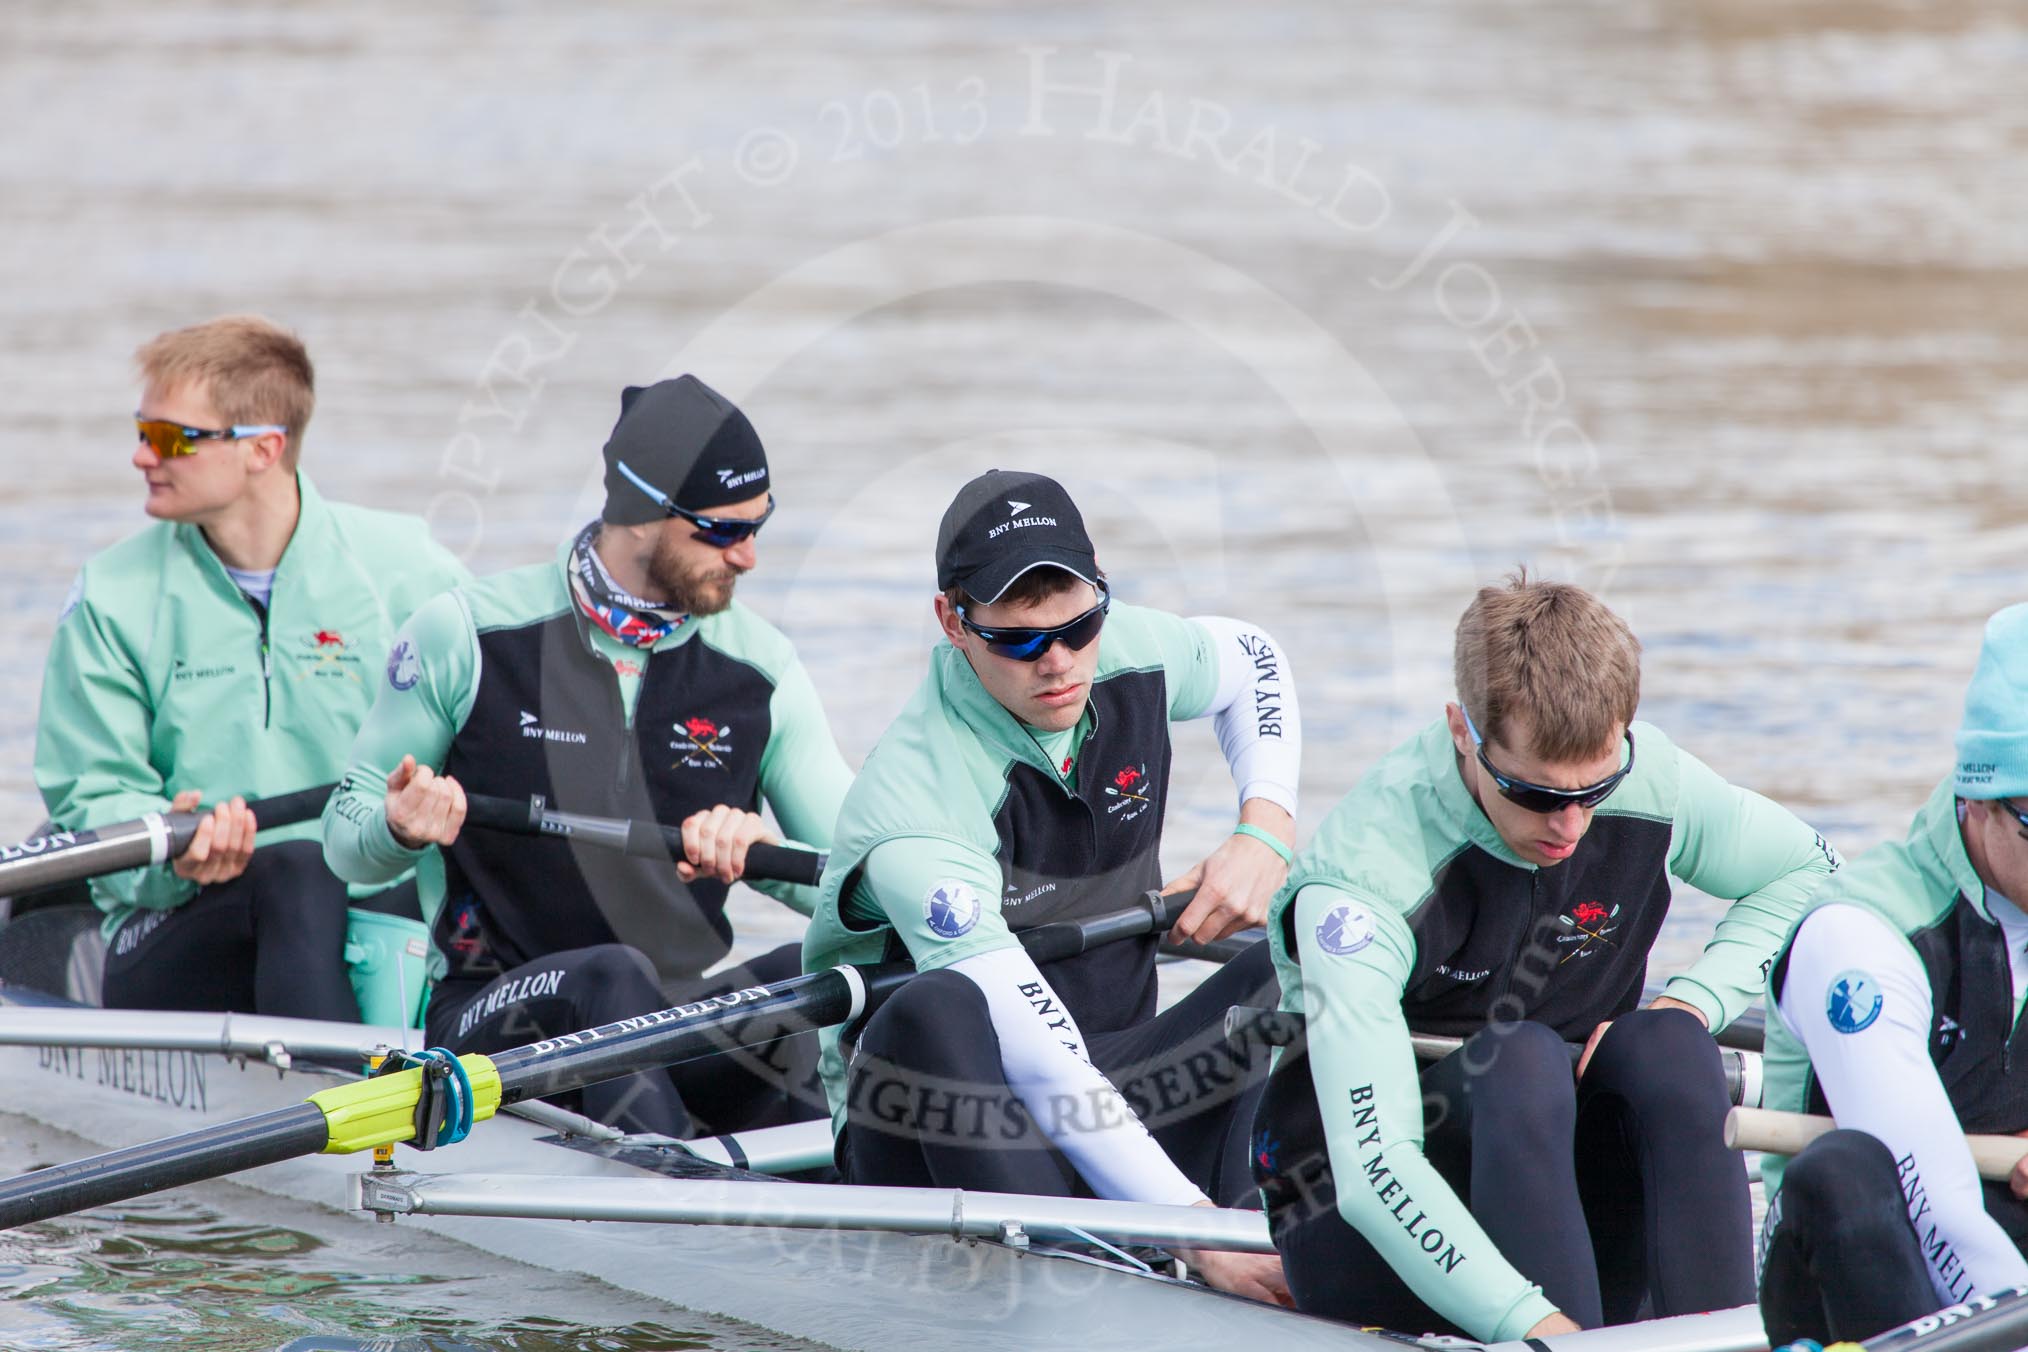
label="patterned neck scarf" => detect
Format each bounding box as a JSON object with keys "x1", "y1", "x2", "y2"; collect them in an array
[{"x1": 567, "y1": 521, "x2": 689, "y2": 649}]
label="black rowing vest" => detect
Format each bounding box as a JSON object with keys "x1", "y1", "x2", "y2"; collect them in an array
[
  {"x1": 1774, "y1": 894, "x2": 2028, "y2": 1134},
  {"x1": 437, "y1": 612, "x2": 772, "y2": 994},
  {"x1": 1394, "y1": 815, "x2": 1676, "y2": 1040},
  {"x1": 993, "y1": 669, "x2": 1175, "y2": 1037},
  {"x1": 851, "y1": 668, "x2": 1176, "y2": 1038}
]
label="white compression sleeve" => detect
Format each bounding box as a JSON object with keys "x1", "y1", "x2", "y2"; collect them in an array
[
  {"x1": 1190, "y1": 615, "x2": 1300, "y2": 819},
  {"x1": 946, "y1": 945, "x2": 1206, "y2": 1207},
  {"x1": 1777, "y1": 903, "x2": 2028, "y2": 1305}
]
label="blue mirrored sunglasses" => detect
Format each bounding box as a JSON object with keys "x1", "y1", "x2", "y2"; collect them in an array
[{"x1": 956, "y1": 583, "x2": 1111, "y2": 662}]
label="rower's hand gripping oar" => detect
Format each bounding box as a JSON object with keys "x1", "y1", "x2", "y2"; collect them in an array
[
  {"x1": 460, "y1": 792, "x2": 826, "y2": 889},
  {"x1": 0, "y1": 887, "x2": 1194, "y2": 1231},
  {"x1": 0, "y1": 784, "x2": 339, "y2": 898}
]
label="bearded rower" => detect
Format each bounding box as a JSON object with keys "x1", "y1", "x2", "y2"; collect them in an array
[
  {"x1": 324, "y1": 376, "x2": 851, "y2": 1138},
  {"x1": 801, "y1": 469, "x2": 1299, "y2": 1303},
  {"x1": 1253, "y1": 573, "x2": 1842, "y2": 1341},
  {"x1": 1757, "y1": 604, "x2": 2028, "y2": 1347}
]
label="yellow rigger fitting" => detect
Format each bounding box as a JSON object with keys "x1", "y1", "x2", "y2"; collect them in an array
[{"x1": 308, "y1": 1054, "x2": 502, "y2": 1155}]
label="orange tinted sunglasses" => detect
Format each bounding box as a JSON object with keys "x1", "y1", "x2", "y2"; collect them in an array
[{"x1": 135, "y1": 418, "x2": 286, "y2": 459}]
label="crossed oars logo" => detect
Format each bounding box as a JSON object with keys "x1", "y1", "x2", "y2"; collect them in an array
[
  {"x1": 1104, "y1": 763, "x2": 1150, "y2": 804},
  {"x1": 1558, "y1": 900, "x2": 1620, "y2": 963},
  {"x1": 300, "y1": 629, "x2": 363, "y2": 685},
  {"x1": 677, "y1": 716, "x2": 727, "y2": 768}
]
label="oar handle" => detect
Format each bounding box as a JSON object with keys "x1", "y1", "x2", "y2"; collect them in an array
[
  {"x1": 460, "y1": 793, "x2": 827, "y2": 888},
  {"x1": 1725, "y1": 1106, "x2": 2028, "y2": 1183},
  {"x1": 0, "y1": 784, "x2": 340, "y2": 898},
  {"x1": 160, "y1": 782, "x2": 342, "y2": 849},
  {"x1": 1016, "y1": 889, "x2": 1195, "y2": 966},
  {"x1": 1160, "y1": 926, "x2": 1264, "y2": 965}
]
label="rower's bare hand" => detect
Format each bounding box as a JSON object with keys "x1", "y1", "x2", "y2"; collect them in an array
[
  {"x1": 1163, "y1": 804, "x2": 1294, "y2": 946},
  {"x1": 2010, "y1": 1131, "x2": 2028, "y2": 1200},
  {"x1": 385, "y1": 755, "x2": 466, "y2": 849},
  {"x1": 677, "y1": 804, "x2": 778, "y2": 884},
  {"x1": 1180, "y1": 1218, "x2": 1291, "y2": 1306},
  {"x1": 1526, "y1": 1312, "x2": 1582, "y2": 1337},
  {"x1": 170, "y1": 790, "x2": 256, "y2": 885}
]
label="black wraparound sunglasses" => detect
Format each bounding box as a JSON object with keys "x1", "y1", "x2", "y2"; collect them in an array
[
  {"x1": 1463, "y1": 708, "x2": 1634, "y2": 813},
  {"x1": 616, "y1": 460, "x2": 774, "y2": 546}
]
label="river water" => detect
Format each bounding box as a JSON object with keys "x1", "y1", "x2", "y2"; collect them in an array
[{"x1": 1, "y1": 0, "x2": 2024, "y2": 1345}]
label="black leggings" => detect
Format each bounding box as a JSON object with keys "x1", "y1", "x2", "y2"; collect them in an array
[
  {"x1": 101, "y1": 839, "x2": 379, "y2": 1023},
  {"x1": 1257, "y1": 1009, "x2": 1754, "y2": 1334},
  {"x1": 1758, "y1": 1128, "x2": 2028, "y2": 1347},
  {"x1": 839, "y1": 940, "x2": 1278, "y2": 1206},
  {"x1": 427, "y1": 940, "x2": 822, "y2": 1140}
]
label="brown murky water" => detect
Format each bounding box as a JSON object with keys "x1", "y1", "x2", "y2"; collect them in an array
[{"x1": 1, "y1": 0, "x2": 2024, "y2": 1343}]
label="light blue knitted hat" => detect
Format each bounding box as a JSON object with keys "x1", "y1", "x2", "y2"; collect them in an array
[{"x1": 1956, "y1": 604, "x2": 2028, "y2": 799}]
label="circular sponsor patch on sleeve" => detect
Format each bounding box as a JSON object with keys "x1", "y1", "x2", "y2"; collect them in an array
[
  {"x1": 1315, "y1": 904, "x2": 1375, "y2": 957},
  {"x1": 386, "y1": 638, "x2": 422, "y2": 691},
  {"x1": 924, "y1": 881, "x2": 982, "y2": 940},
  {"x1": 1825, "y1": 969, "x2": 1883, "y2": 1034}
]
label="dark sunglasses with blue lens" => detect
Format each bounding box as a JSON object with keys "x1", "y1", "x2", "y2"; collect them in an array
[
  {"x1": 956, "y1": 583, "x2": 1111, "y2": 662},
  {"x1": 1462, "y1": 708, "x2": 1635, "y2": 813},
  {"x1": 617, "y1": 460, "x2": 775, "y2": 547}
]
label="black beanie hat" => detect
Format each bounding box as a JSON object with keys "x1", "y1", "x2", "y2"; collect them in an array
[{"x1": 600, "y1": 376, "x2": 770, "y2": 524}]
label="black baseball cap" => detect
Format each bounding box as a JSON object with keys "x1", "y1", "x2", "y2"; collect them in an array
[{"x1": 935, "y1": 470, "x2": 1099, "y2": 604}]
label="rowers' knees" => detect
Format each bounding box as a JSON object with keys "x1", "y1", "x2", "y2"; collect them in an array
[
  {"x1": 868, "y1": 968, "x2": 989, "y2": 1050},
  {"x1": 1463, "y1": 1020, "x2": 1573, "y2": 1093},
  {"x1": 1783, "y1": 1129, "x2": 1902, "y2": 1217},
  {"x1": 1454, "y1": 1022, "x2": 1577, "y2": 1142},
  {"x1": 242, "y1": 839, "x2": 350, "y2": 916},
  {"x1": 1792, "y1": 1135, "x2": 1898, "y2": 1208},
  {"x1": 1589, "y1": 1007, "x2": 1724, "y2": 1111}
]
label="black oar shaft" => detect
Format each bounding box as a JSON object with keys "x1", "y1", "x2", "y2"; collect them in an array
[
  {"x1": 0, "y1": 785, "x2": 338, "y2": 897},
  {"x1": 490, "y1": 964, "x2": 910, "y2": 1105},
  {"x1": 0, "y1": 1104, "x2": 330, "y2": 1231},
  {"x1": 494, "y1": 889, "x2": 1192, "y2": 1103},
  {"x1": 0, "y1": 821, "x2": 171, "y2": 896},
  {"x1": 460, "y1": 793, "x2": 826, "y2": 888}
]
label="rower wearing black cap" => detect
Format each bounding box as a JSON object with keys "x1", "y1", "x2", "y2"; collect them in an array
[
  {"x1": 801, "y1": 469, "x2": 1300, "y2": 1303},
  {"x1": 324, "y1": 375, "x2": 852, "y2": 1139}
]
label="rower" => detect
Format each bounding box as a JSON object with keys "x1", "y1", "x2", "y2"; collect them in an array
[
  {"x1": 34, "y1": 315, "x2": 470, "y2": 1021},
  {"x1": 323, "y1": 375, "x2": 852, "y2": 1140},
  {"x1": 1252, "y1": 572, "x2": 1842, "y2": 1341},
  {"x1": 1757, "y1": 604, "x2": 2028, "y2": 1347},
  {"x1": 800, "y1": 469, "x2": 1298, "y2": 1303}
]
